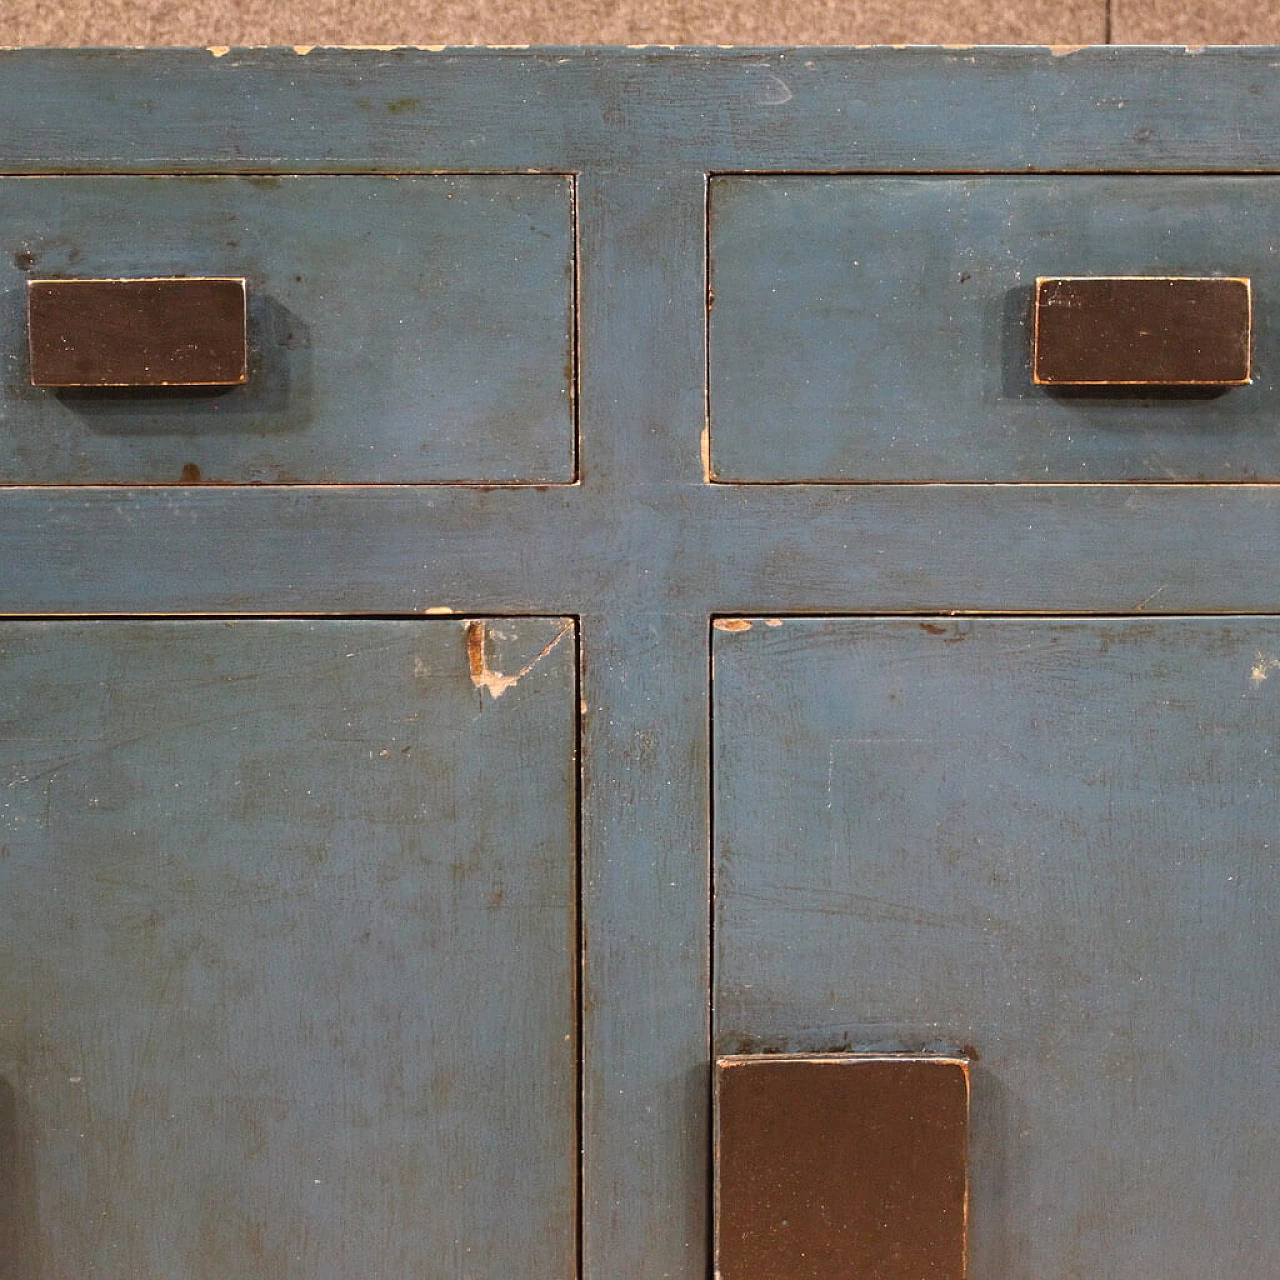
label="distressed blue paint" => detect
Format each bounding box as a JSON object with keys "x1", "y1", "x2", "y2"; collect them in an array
[
  {"x1": 0, "y1": 618, "x2": 578, "y2": 1277},
  {"x1": 0, "y1": 46, "x2": 1278, "y2": 1280},
  {"x1": 10, "y1": 483, "x2": 1280, "y2": 617},
  {"x1": 0, "y1": 176, "x2": 575, "y2": 483},
  {"x1": 710, "y1": 176, "x2": 1280, "y2": 482},
  {"x1": 573, "y1": 172, "x2": 712, "y2": 1280},
  {"x1": 0, "y1": 47, "x2": 1279, "y2": 175},
  {"x1": 713, "y1": 616, "x2": 1280, "y2": 1280}
]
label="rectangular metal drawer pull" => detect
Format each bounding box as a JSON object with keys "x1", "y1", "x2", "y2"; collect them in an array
[
  {"x1": 27, "y1": 277, "x2": 248, "y2": 388},
  {"x1": 715, "y1": 1053, "x2": 970, "y2": 1280},
  {"x1": 1033, "y1": 276, "x2": 1251, "y2": 386}
]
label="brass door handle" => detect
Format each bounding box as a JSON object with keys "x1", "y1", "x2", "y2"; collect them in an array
[
  {"x1": 1032, "y1": 276, "x2": 1251, "y2": 387},
  {"x1": 27, "y1": 277, "x2": 248, "y2": 388}
]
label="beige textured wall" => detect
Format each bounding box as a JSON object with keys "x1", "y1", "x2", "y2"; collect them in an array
[{"x1": 3, "y1": 0, "x2": 1279, "y2": 47}]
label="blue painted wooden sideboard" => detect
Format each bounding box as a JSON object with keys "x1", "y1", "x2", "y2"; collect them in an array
[{"x1": 0, "y1": 46, "x2": 1277, "y2": 1278}]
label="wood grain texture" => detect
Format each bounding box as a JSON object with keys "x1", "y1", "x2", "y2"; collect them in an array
[
  {"x1": 2, "y1": 48, "x2": 1280, "y2": 175},
  {"x1": 0, "y1": 617, "x2": 578, "y2": 1277},
  {"x1": 575, "y1": 170, "x2": 712, "y2": 1280}
]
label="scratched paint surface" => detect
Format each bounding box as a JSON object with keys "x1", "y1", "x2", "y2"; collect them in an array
[
  {"x1": 4, "y1": 46, "x2": 1280, "y2": 1280},
  {"x1": 0, "y1": 617, "x2": 577, "y2": 1277},
  {"x1": 0, "y1": 176, "x2": 576, "y2": 484},
  {"x1": 710, "y1": 176, "x2": 1280, "y2": 482},
  {"x1": 713, "y1": 616, "x2": 1280, "y2": 1280}
]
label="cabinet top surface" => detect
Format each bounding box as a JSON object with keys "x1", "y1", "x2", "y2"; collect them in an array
[{"x1": 3, "y1": 46, "x2": 1280, "y2": 173}]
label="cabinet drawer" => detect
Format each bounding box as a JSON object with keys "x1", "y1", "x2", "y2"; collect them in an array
[
  {"x1": 709, "y1": 177, "x2": 1280, "y2": 482},
  {"x1": 713, "y1": 616, "x2": 1280, "y2": 1279},
  {"x1": 0, "y1": 617, "x2": 577, "y2": 1275},
  {"x1": 2, "y1": 176, "x2": 576, "y2": 484}
]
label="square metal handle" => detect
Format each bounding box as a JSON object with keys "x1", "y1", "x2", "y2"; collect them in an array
[{"x1": 715, "y1": 1053, "x2": 970, "y2": 1280}]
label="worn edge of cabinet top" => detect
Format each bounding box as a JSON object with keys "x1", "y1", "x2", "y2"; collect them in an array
[{"x1": 2, "y1": 46, "x2": 1280, "y2": 174}]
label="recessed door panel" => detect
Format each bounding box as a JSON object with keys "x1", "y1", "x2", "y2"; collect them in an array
[
  {"x1": 713, "y1": 616, "x2": 1280, "y2": 1279},
  {"x1": 0, "y1": 617, "x2": 577, "y2": 1277}
]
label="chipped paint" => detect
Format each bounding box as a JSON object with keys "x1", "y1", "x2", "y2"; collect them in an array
[
  {"x1": 714, "y1": 618, "x2": 752, "y2": 633},
  {"x1": 700, "y1": 425, "x2": 712, "y2": 481},
  {"x1": 207, "y1": 47, "x2": 231, "y2": 57},
  {"x1": 467, "y1": 618, "x2": 573, "y2": 698},
  {"x1": 764, "y1": 618, "x2": 783, "y2": 628},
  {"x1": 424, "y1": 606, "x2": 455, "y2": 615},
  {"x1": 295, "y1": 44, "x2": 448, "y2": 51},
  {"x1": 1251, "y1": 652, "x2": 1280, "y2": 686}
]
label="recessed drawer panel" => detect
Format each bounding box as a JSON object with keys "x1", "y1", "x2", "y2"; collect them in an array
[
  {"x1": 709, "y1": 176, "x2": 1280, "y2": 482},
  {"x1": 2, "y1": 176, "x2": 575, "y2": 484},
  {"x1": 0, "y1": 617, "x2": 578, "y2": 1274},
  {"x1": 713, "y1": 616, "x2": 1280, "y2": 1279}
]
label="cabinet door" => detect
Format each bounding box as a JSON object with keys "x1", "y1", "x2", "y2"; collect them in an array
[
  {"x1": 713, "y1": 617, "x2": 1280, "y2": 1278},
  {"x1": 0, "y1": 617, "x2": 577, "y2": 1277}
]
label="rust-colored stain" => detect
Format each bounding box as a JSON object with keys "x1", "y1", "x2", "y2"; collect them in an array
[
  {"x1": 919, "y1": 619, "x2": 971, "y2": 643},
  {"x1": 179, "y1": 463, "x2": 203, "y2": 485},
  {"x1": 466, "y1": 618, "x2": 574, "y2": 699},
  {"x1": 465, "y1": 619, "x2": 486, "y2": 688}
]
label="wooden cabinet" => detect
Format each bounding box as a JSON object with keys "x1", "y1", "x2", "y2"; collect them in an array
[{"x1": 1, "y1": 45, "x2": 1278, "y2": 1279}]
